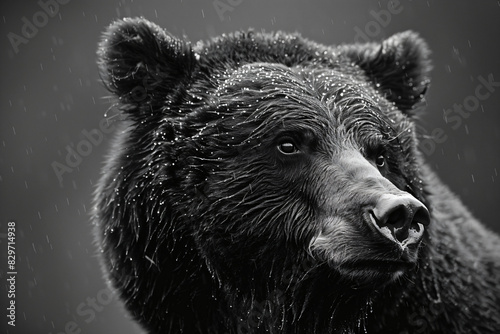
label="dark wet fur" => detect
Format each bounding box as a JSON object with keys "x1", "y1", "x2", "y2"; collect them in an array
[{"x1": 94, "y1": 18, "x2": 500, "y2": 333}]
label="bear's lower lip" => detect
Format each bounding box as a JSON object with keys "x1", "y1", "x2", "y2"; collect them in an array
[{"x1": 333, "y1": 259, "x2": 415, "y2": 285}]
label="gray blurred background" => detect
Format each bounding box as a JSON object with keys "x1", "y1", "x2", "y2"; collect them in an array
[{"x1": 1, "y1": 1, "x2": 499, "y2": 333}]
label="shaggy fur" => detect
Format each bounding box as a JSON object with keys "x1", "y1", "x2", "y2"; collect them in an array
[{"x1": 94, "y1": 17, "x2": 500, "y2": 333}]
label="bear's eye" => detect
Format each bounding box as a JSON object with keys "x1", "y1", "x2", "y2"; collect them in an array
[
  {"x1": 277, "y1": 141, "x2": 299, "y2": 155},
  {"x1": 375, "y1": 154, "x2": 385, "y2": 168}
]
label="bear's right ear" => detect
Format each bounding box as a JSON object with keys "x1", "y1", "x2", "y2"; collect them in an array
[
  {"x1": 341, "y1": 31, "x2": 431, "y2": 115},
  {"x1": 97, "y1": 17, "x2": 196, "y2": 107}
]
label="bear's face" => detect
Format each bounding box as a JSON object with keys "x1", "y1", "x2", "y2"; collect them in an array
[
  {"x1": 97, "y1": 18, "x2": 433, "y2": 300},
  {"x1": 188, "y1": 62, "x2": 430, "y2": 288}
]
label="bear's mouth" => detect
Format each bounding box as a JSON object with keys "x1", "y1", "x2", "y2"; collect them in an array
[{"x1": 335, "y1": 258, "x2": 416, "y2": 285}]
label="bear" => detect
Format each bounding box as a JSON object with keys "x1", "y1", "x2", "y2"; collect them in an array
[{"x1": 93, "y1": 17, "x2": 500, "y2": 334}]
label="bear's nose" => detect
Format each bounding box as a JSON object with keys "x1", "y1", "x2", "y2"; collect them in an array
[{"x1": 370, "y1": 194, "x2": 430, "y2": 247}]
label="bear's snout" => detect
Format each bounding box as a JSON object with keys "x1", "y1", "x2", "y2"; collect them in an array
[{"x1": 369, "y1": 194, "x2": 430, "y2": 248}]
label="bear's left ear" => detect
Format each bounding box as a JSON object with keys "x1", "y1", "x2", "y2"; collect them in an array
[
  {"x1": 342, "y1": 31, "x2": 431, "y2": 114},
  {"x1": 97, "y1": 17, "x2": 197, "y2": 109}
]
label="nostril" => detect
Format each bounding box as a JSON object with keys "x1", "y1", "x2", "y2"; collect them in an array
[
  {"x1": 371, "y1": 194, "x2": 430, "y2": 245},
  {"x1": 412, "y1": 207, "x2": 431, "y2": 227},
  {"x1": 385, "y1": 205, "x2": 412, "y2": 242},
  {"x1": 385, "y1": 205, "x2": 409, "y2": 229},
  {"x1": 410, "y1": 221, "x2": 421, "y2": 233}
]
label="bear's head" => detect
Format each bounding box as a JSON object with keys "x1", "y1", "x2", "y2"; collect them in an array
[{"x1": 95, "y1": 17, "x2": 432, "y2": 332}]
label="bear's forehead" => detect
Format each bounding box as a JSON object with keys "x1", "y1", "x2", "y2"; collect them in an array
[{"x1": 211, "y1": 62, "x2": 398, "y2": 129}]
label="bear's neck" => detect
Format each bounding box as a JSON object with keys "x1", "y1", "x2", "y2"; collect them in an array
[{"x1": 224, "y1": 266, "x2": 408, "y2": 334}]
